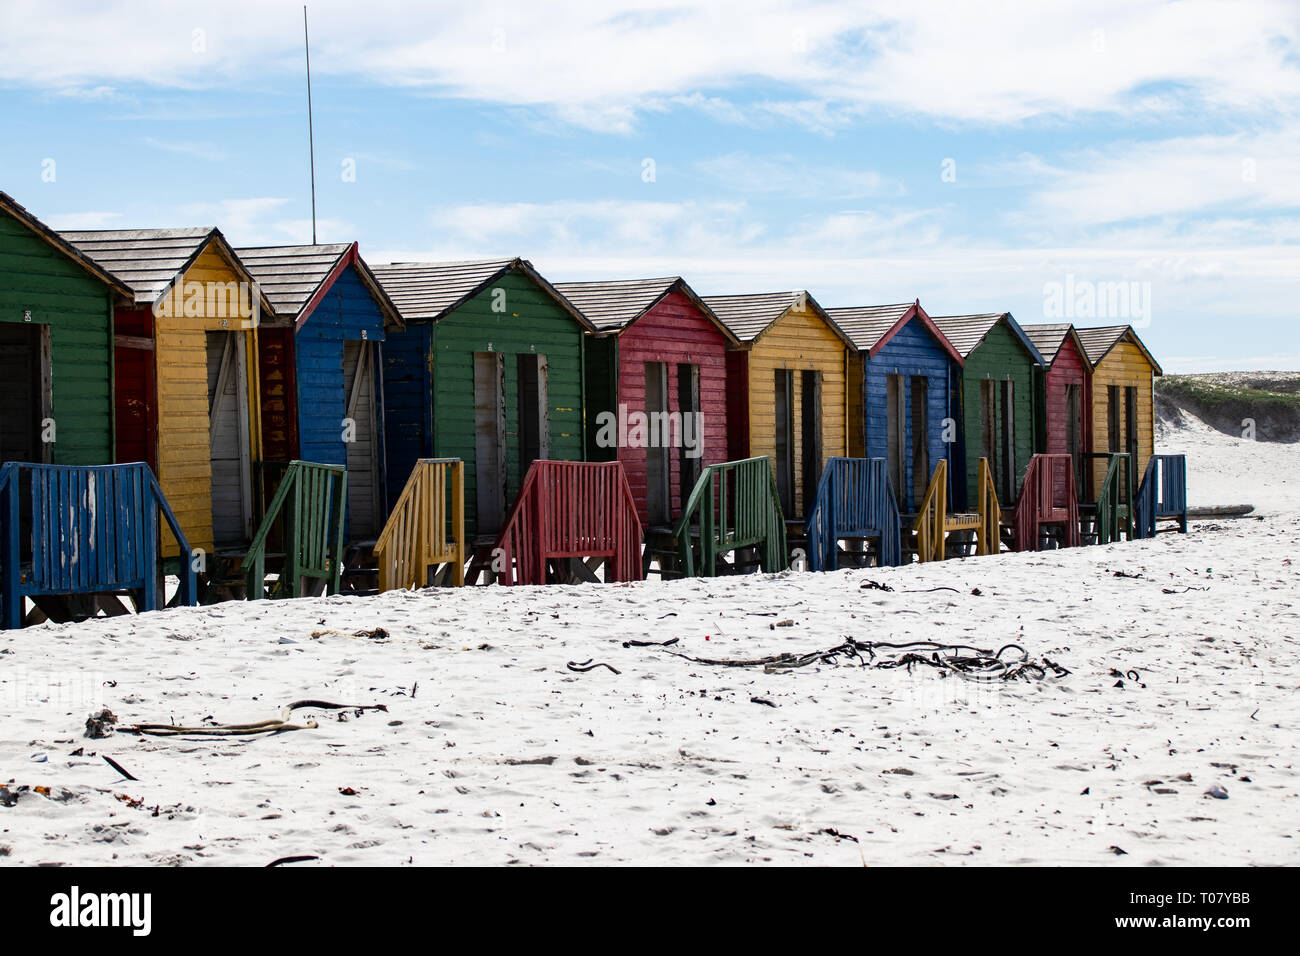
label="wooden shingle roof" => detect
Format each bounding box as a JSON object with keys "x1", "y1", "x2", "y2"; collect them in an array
[
  {"x1": 701, "y1": 290, "x2": 852, "y2": 348},
  {"x1": 553, "y1": 276, "x2": 740, "y2": 345},
  {"x1": 1074, "y1": 324, "x2": 1162, "y2": 375},
  {"x1": 1021, "y1": 322, "x2": 1074, "y2": 366},
  {"x1": 932, "y1": 312, "x2": 1045, "y2": 366},
  {"x1": 825, "y1": 300, "x2": 964, "y2": 364},
  {"x1": 236, "y1": 242, "x2": 402, "y2": 329},
  {"x1": 59, "y1": 227, "x2": 217, "y2": 305},
  {"x1": 0, "y1": 192, "x2": 132, "y2": 298},
  {"x1": 826, "y1": 303, "x2": 917, "y2": 352},
  {"x1": 371, "y1": 257, "x2": 595, "y2": 330}
]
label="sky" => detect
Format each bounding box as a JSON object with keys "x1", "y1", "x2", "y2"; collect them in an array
[{"x1": 1, "y1": 0, "x2": 1298, "y2": 372}]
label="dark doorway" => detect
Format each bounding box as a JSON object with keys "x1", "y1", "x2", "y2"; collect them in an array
[
  {"x1": 0, "y1": 323, "x2": 43, "y2": 465},
  {"x1": 1124, "y1": 385, "x2": 1139, "y2": 463},
  {"x1": 645, "y1": 361, "x2": 670, "y2": 526},
  {"x1": 474, "y1": 351, "x2": 506, "y2": 535},
  {"x1": 910, "y1": 376, "x2": 929, "y2": 508},
  {"x1": 774, "y1": 369, "x2": 794, "y2": 515},
  {"x1": 516, "y1": 352, "x2": 548, "y2": 470},
  {"x1": 998, "y1": 379, "x2": 1016, "y2": 500},
  {"x1": 1064, "y1": 382, "x2": 1083, "y2": 492},
  {"x1": 799, "y1": 369, "x2": 822, "y2": 518},
  {"x1": 676, "y1": 362, "x2": 701, "y2": 516},
  {"x1": 886, "y1": 373, "x2": 906, "y2": 507}
]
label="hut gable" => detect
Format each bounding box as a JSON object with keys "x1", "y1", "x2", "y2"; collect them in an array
[
  {"x1": 933, "y1": 313, "x2": 1044, "y2": 506},
  {"x1": 829, "y1": 301, "x2": 963, "y2": 364},
  {"x1": 0, "y1": 193, "x2": 127, "y2": 466},
  {"x1": 376, "y1": 258, "x2": 590, "y2": 538},
  {"x1": 555, "y1": 276, "x2": 735, "y2": 528},
  {"x1": 236, "y1": 242, "x2": 402, "y2": 331},
  {"x1": 704, "y1": 290, "x2": 849, "y2": 519},
  {"x1": 827, "y1": 301, "x2": 961, "y2": 512},
  {"x1": 555, "y1": 276, "x2": 740, "y2": 345},
  {"x1": 61, "y1": 226, "x2": 276, "y2": 555},
  {"x1": 932, "y1": 312, "x2": 1045, "y2": 366}
]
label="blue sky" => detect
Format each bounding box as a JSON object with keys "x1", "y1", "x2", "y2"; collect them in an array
[{"x1": 2, "y1": 0, "x2": 1298, "y2": 371}]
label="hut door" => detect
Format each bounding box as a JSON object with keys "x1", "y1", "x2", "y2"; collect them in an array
[
  {"x1": 677, "y1": 362, "x2": 701, "y2": 515},
  {"x1": 1124, "y1": 385, "x2": 1139, "y2": 463},
  {"x1": 886, "y1": 374, "x2": 906, "y2": 506},
  {"x1": 343, "y1": 339, "x2": 381, "y2": 539},
  {"x1": 999, "y1": 380, "x2": 1016, "y2": 500},
  {"x1": 910, "y1": 377, "x2": 929, "y2": 508},
  {"x1": 206, "y1": 331, "x2": 253, "y2": 549},
  {"x1": 516, "y1": 353, "x2": 549, "y2": 468},
  {"x1": 0, "y1": 323, "x2": 46, "y2": 465},
  {"x1": 774, "y1": 369, "x2": 795, "y2": 515},
  {"x1": 800, "y1": 370, "x2": 822, "y2": 517},
  {"x1": 980, "y1": 380, "x2": 997, "y2": 476},
  {"x1": 1064, "y1": 383, "x2": 1083, "y2": 492},
  {"x1": 474, "y1": 351, "x2": 507, "y2": 535},
  {"x1": 645, "y1": 362, "x2": 671, "y2": 526}
]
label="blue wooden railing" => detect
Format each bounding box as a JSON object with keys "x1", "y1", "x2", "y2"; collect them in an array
[
  {"x1": 806, "y1": 458, "x2": 902, "y2": 570},
  {"x1": 1135, "y1": 454, "x2": 1188, "y2": 538},
  {"x1": 0, "y1": 462, "x2": 196, "y2": 629}
]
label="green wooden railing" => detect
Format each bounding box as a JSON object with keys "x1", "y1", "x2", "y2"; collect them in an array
[
  {"x1": 673, "y1": 457, "x2": 787, "y2": 577},
  {"x1": 242, "y1": 460, "x2": 347, "y2": 599},
  {"x1": 1091, "y1": 452, "x2": 1134, "y2": 544}
]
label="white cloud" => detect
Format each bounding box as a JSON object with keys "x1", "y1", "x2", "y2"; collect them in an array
[
  {"x1": 1015, "y1": 129, "x2": 1300, "y2": 226},
  {"x1": 3, "y1": 1, "x2": 1298, "y2": 130},
  {"x1": 696, "y1": 152, "x2": 896, "y2": 198}
]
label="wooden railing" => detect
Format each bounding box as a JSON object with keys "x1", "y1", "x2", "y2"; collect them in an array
[
  {"x1": 493, "y1": 460, "x2": 642, "y2": 586},
  {"x1": 375, "y1": 458, "x2": 465, "y2": 591},
  {"x1": 0, "y1": 461, "x2": 196, "y2": 629},
  {"x1": 1012, "y1": 453, "x2": 1079, "y2": 551},
  {"x1": 243, "y1": 460, "x2": 347, "y2": 599},
  {"x1": 913, "y1": 458, "x2": 1000, "y2": 562},
  {"x1": 674, "y1": 457, "x2": 787, "y2": 577},
  {"x1": 1088, "y1": 452, "x2": 1134, "y2": 544},
  {"x1": 805, "y1": 458, "x2": 901, "y2": 569},
  {"x1": 1135, "y1": 454, "x2": 1188, "y2": 537}
]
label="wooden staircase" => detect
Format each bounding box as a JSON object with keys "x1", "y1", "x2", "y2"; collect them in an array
[{"x1": 911, "y1": 458, "x2": 1001, "y2": 562}]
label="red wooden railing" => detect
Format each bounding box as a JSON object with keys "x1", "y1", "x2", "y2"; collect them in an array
[
  {"x1": 493, "y1": 460, "x2": 643, "y2": 586},
  {"x1": 1013, "y1": 454, "x2": 1080, "y2": 551}
]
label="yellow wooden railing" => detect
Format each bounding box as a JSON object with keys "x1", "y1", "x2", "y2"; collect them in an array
[
  {"x1": 374, "y1": 458, "x2": 465, "y2": 591},
  {"x1": 913, "y1": 458, "x2": 1000, "y2": 563}
]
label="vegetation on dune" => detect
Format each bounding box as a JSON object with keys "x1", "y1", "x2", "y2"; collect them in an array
[{"x1": 1156, "y1": 372, "x2": 1300, "y2": 442}]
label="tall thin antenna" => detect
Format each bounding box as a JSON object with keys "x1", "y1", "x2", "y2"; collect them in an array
[{"x1": 304, "y1": 4, "x2": 317, "y2": 244}]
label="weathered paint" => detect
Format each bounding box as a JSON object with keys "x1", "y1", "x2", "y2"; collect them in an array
[
  {"x1": 151, "y1": 245, "x2": 265, "y2": 556},
  {"x1": 1036, "y1": 331, "x2": 1091, "y2": 486},
  {"x1": 0, "y1": 209, "x2": 117, "y2": 466},
  {"x1": 1090, "y1": 338, "x2": 1157, "y2": 493},
  {"x1": 382, "y1": 270, "x2": 586, "y2": 539},
  {"x1": 740, "y1": 305, "x2": 848, "y2": 519},
  {"x1": 291, "y1": 264, "x2": 390, "y2": 537},
  {"x1": 586, "y1": 290, "x2": 730, "y2": 528},
  {"x1": 952, "y1": 319, "x2": 1040, "y2": 508},
  {"x1": 860, "y1": 319, "x2": 959, "y2": 513}
]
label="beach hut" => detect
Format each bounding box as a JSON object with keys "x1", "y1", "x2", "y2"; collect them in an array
[
  {"x1": 61, "y1": 226, "x2": 277, "y2": 559},
  {"x1": 702, "y1": 291, "x2": 852, "y2": 522},
  {"x1": 236, "y1": 243, "x2": 403, "y2": 540},
  {"x1": 1022, "y1": 323, "x2": 1092, "y2": 494},
  {"x1": 1075, "y1": 325, "x2": 1162, "y2": 495},
  {"x1": 0, "y1": 193, "x2": 129, "y2": 467},
  {"x1": 552, "y1": 276, "x2": 739, "y2": 529},
  {"x1": 372, "y1": 258, "x2": 595, "y2": 547},
  {"x1": 932, "y1": 313, "x2": 1045, "y2": 509},
  {"x1": 825, "y1": 302, "x2": 963, "y2": 514}
]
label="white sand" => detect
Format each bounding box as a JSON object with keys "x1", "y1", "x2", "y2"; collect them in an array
[{"x1": 1, "y1": 423, "x2": 1296, "y2": 866}]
